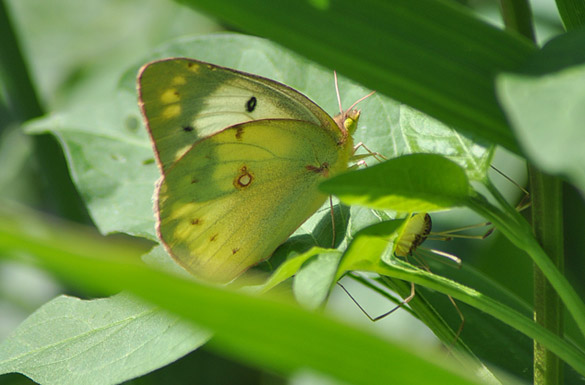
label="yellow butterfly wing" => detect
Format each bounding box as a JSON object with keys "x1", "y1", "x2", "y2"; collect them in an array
[
  {"x1": 138, "y1": 58, "x2": 360, "y2": 282},
  {"x1": 157, "y1": 119, "x2": 352, "y2": 282},
  {"x1": 138, "y1": 58, "x2": 343, "y2": 173}
]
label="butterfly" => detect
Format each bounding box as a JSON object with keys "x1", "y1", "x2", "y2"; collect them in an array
[{"x1": 138, "y1": 58, "x2": 371, "y2": 282}]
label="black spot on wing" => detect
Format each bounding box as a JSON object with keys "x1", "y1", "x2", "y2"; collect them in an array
[
  {"x1": 246, "y1": 96, "x2": 257, "y2": 113},
  {"x1": 183, "y1": 125, "x2": 194, "y2": 132}
]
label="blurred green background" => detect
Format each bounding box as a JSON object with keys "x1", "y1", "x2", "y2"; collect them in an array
[{"x1": 1, "y1": 0, "x2": 581, "y2": 384}]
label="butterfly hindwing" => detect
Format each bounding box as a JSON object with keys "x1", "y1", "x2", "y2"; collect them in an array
[{"x1": 157, "y1": 119, "x2": 351, "y2": 282}]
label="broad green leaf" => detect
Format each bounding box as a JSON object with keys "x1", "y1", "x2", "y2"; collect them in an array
[
  {"x1": 0, "y1": 293, "x2": 210, "y2": 385},
  {"x1": 496, "y1": 29, "x2": 585, "y2": 192},
  {"x1": 176, "y1": 0, "x2": 537, "y2": 153},
  {"x1": 321, "y1": 154, "x2": 472, "y2": 212},
  {"x1": 25, "y1": 33, "x2": 490, "y2": 255},
  {"x1": 141, "y1": 244, "x2": 191, "y2": 277},
  {"x1": 335, "y1": 220, "x2": 585, "y2": 378},
  {"x1": 27, "y1": 34, "x2": 398, "y2": 241},
  {"x1": 398, "y1": 105, "x2": 493, "y2": 182},
  {"x1": 25, "y1": 95, "x2": 159, "y2": 240},
  {"x1": 248, "y1": 247, "x2": 330, "y2": 294},
  {"x1": 335, "y1": 220, "x2": 403, "y2": 277},
  {"x1": 522, "y1": 29, "x2": 585, "y2": 75},
  {"x1": 293, "y1": 250, "x2": 342, "y2": 309},
  {"x1": 250, "y1": 247, "x2": 342, "y2": 310},
  {"x1": 0, "y1": 206, "x2": 489, "y2": 385},
  {"x1": 418, "y1": 259, "x2": 533, "y2": 380},
  {"x1": 498, "y1": 64, "x2": 585, "y2": 192},
  {"x1": 334, "y1": 220, "x2": 508, "y2": 381}
]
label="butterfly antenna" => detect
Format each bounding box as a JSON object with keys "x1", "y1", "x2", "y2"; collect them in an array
[
  {"x1": 347, "y1": 91, "x2": 376, "y2": 111},
  {"x1": 334, "y1": 71, "x2": 343, "y2": 114}
]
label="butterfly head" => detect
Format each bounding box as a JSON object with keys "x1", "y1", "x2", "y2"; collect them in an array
[
  {"x1": 334, "y1": 108, "x2": 361, "y2": 138},
  {"x1": 343, "y1": 108, "x2": 361, "y2": 135},
  {"x1": 332, "y1": 71, "x2": 375, "y2": 140}
]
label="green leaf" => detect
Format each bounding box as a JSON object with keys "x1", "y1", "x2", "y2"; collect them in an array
[
  {"x1": 0, "y1": 206, "x2": 489, "y2": 385},
  {"x1": 398, "y1": 105, "x2": 493, "y2": 182},
  {"x1": 418, "y1": 259, "x2": 534, "y2": 380},
  {"x1": 555, "y1": 0, "x2": 585, "y2": 30},
  {"x1": 25, "y1": 33, "x2": 490, "y2": 247},
  {"x1": 14, "y1": 33, "x2": 501, "y2": 383},
  {"x1": 320, "y1": 154, "x2": 472, "y2": 212},
  {"x1": 24, "y1": 95, "x2": 159, "y2": 240},
  {"x1": 0, "y1": 293, "x2": 210, "y2": 385},
  {"x1": 248, "y1": 247, "x2": 331, "y2": 294},
  {"x1": 334, "y1": 220, "x2": 516, "y2": 380},
  {"x1": 468, "y1": 192, "x2": 585, "y2": 344},
  {"x1": 497, "y1": 63, "x2": 585, "y2": 192},
  {"x1": 335, "y1": 220, "x2": 403, "y2": 276},
  {"x1": 176, "y1": 0, "x2": 537, "y2": 153},
  {"x1": 335, "y1": 219, "x2": 585, "y2": 378},
  {"x1": 293, "y1": 250, "x2": 342, "y2": 309},
  {"x1": 522, "y1": 29, "x2": 585, "y2": 75},
  {"x1": 141, "y1": 244, "x2": 192, "y2": 276}
]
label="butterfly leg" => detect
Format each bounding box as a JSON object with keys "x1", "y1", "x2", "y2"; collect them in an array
[{"x1": 352, "y1": 142, "x2": 387, "y2": 162}]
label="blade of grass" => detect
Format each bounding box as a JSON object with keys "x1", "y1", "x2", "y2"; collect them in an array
[
  {"x1": 555, "y1": 0, "x2": 585, "y2": 30},
  {"x1": 336, "y1": 220, "x2": 585, "y2": 377},
  {"x1": 0, "y1": 205, "x2": 486, "y2": 385},
  {"x1": 468, "y1": 193, "x2": 584, "y2": 341}
]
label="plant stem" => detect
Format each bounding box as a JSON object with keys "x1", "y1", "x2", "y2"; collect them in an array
[
  {"x1": 530, "y1": 167, "x2": 564, "y2": 385},
  {"x1": 498, "y1": 2, "x2": 567, "y2": 384}
]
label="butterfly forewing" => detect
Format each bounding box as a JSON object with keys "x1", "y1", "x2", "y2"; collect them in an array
[{"x1": 138, "y1": 58, "x2": 340, "y2": 174}]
